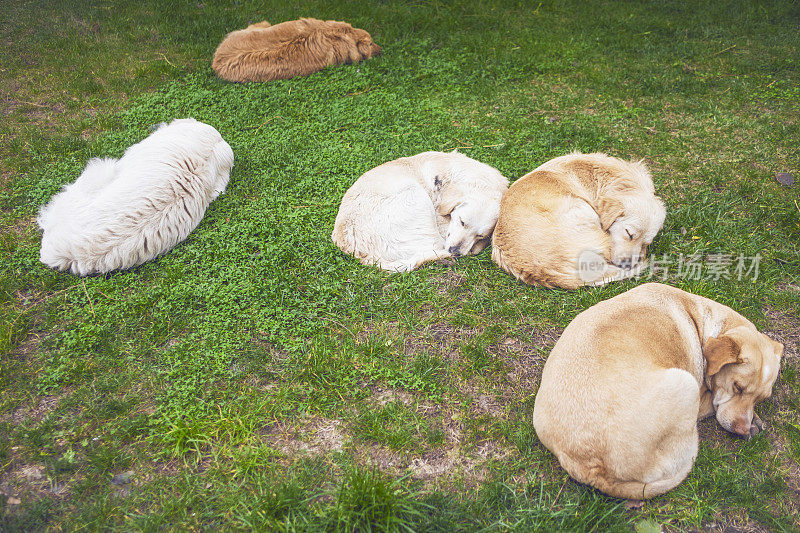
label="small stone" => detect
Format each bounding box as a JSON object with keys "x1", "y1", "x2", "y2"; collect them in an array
[
  {"x1": 776, "y1": 172, "x2": 794, "y2": 187},
  {"x1": 111, "y1": 471, "x2": 134, "y2": 485},
  {"x1": 8, "y1": 496, "x2": 21, "y2": 505},
  {"x1": 20, "y1": 465, "x2": 44, "y2": 481}
]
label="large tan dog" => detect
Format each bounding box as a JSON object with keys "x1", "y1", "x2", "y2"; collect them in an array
[
  {"x1": 492, "y1": 152, "x2": 666, "y2": 289},
  {"x1": 533, "y1": 283, "x2": 783, "y2": 500},
  {"x1": 212, "y1": 18, "x2": 381, "y2": 83},
  {"x1": 332, "y1": 151, "x2": 508, "y2": 272}
]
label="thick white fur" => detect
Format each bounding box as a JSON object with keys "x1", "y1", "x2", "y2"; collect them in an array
[
  {"x1": 37, "y1": 118, "x2": 234, "y2": 275},
  {"x1": 533, "y1": 283, "x2": 783, "y2": 500},
  {"x1": 331, "y1": 151, "x2": 509, "y2": 272}
]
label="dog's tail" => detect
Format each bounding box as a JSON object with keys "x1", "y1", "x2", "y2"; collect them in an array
[
  {"x1": 491, "y1": 246, "x2": 587, "y2": 290},
  {"x1": 560, "y1": 456, "x2": 681, "y2": 501},
  {"x1": 583, "y1": 258, "x2": 649, "y2": 287},
  {"x1": 377, "y1": 249, "x2": 454, "y2": 273},
  {"x1": 37, "y1": 158, "x2": 118, "y2": 232}
]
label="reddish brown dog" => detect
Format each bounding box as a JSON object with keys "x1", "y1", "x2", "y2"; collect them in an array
[{"x1": 212, "y1": 18, "x2": 381, "y2": 83}]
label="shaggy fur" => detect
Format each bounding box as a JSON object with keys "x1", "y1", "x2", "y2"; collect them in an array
[
  {"x1": 332, "y1": 151, "x2": 509, "y2": 272},
  {"x1": 212, "y1": 18, "x2": 381, "y2": 83},
  {"x1": 491, "y1": 152, "x2": 666, "y2": 289},
  {"x1": 37, "y1": 118, "x2": 234, "y2": 276},
  {"x1": 533, "y1": 283, "x2": 783, "y2": 500}
]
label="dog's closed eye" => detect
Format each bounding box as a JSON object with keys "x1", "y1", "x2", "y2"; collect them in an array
[
  {"x1": 733, "y1": 382, "x2": 744, "y2": 395},
  {"x1": 625, "y1": 229, "x2": 634, "y2": 240},
  {"x1": 460, "y1": 219, "x2": 466, "y2": 227}
]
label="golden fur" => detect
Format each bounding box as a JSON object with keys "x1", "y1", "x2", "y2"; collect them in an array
[
  {"x1": 491, "y1": 152, "x2": 666, "y2": 289},
  {"x1": 212, "y1": 18, "x2": 381, "y2": 83},
  {"x1": 533, "y1": 283, "x2": 783, "y2": 500}
]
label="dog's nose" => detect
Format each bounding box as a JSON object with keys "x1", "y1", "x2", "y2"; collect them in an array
[
  {"x1": 448, "y1": 246, "x2": 462, "y2": 257},
  {"x1": 732, "y1": 417, "x2": 757, "y2": 439}
]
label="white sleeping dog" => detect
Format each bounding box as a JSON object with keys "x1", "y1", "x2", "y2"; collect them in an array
[
  {"x1": 332, "y1": 151, "x2": 509, "y2": 272},
  {"x1": 37, "y1": 118, "x2": 234, "y2": 275}
]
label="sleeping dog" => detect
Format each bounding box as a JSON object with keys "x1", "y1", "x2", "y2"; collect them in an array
[
  {"x1": 212, "y1": 18, "x2": 381, "y2": 83},
  {"x1": 37, "y1": 118, "x2": 234, "y2": 275},
  {"x1": 332, "y1": 151, "x2": 509, "y2": 272},
  {"x1": 533, "y1": 283, "x2": 783, "y2": 500},
  {"x1": 492, "y1": 152, "x2": 666, "y2": 289}
]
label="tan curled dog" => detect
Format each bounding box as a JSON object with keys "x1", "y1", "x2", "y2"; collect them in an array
[
  {"x1": 533, "y1": 283, "x2": 783, "y2": 500},
  {"x1": 332, "y1": 151, "x2": 508, "y2": 272},
  {"x1": 492, "y1": 152, "x2": 666, "y2": 289},
  {"x1": 212, "y1": 18, "x2": 381, "y2": 83}
]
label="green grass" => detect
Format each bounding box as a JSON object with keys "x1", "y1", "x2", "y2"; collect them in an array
[{"x1": 1, "y1": 0, "x2": 799, "y2": 530}]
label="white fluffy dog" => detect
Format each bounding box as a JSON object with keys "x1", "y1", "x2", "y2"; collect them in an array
[
  {"x1": 332, "y1": 151, "x2": 509, "y2": 272},
  {"x1": 37, "y1": 118, "x2": 234, "y2": 275}
]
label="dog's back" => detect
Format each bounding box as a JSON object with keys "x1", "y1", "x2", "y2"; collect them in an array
[
  {"x1": 491, "y1": 167, "x2": 611, "y2": 289},
  {"x1": 331, "y1": 154, "x2": 442, "y2": 271},
  {"x1": 533, "y1": 284, "x2": 712, "y2": 499}
]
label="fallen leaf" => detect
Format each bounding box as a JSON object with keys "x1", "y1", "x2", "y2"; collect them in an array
[
  {"x1": 635, "y1": 519, "x2": 662, "y2": 533},
  {"x1": 776, "y1": 172, "x2": 794, "y2": 187}
]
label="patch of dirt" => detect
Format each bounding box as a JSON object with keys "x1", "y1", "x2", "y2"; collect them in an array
[
  {"x1": 350, "y1": 443, "x2": 408, "y2": 475},
  {"x1": 402, "y1": 321, "x2": 478, "y2": 360},
  {"x1": 696, "y1": 416, "x2": 746, "y2": 452},
  {"x1": 0, "y1": 170, "x2": 15, "y2": 188},
  {"x1": 763, "y1": 305, "x2": 799, "y2": 362},
  {"x1": 2, "y1": 216, "x2": 37, "y2": 237},
  {"x1": 0, "y1": 458, "x2": 51, "y2": 509},
  {"x1": 6, "y1": 391, "x2": 69, "y2": 424},
  {"x1": 6, "y1": 330, "x2": 42, "y2": 359},
  {"x1": 409, "y1": 438, "x2": 512, "y2": 488},
  {"x1": 262, "y1": 416, "x2": 346, "y2": 457},
  {"x1": 430, "y1": 270, "x2": 467, "y2": 296},
  {"x1": 351, "y1": 436, "x2": 513, "y2": 489},
  {"x1": 369, "y1": 386, "x2": 415, "y2": 407},
  {"x1": 496, "y1": 326, "x2": 561, "y2": 393},
  {"x1": 12, "y1": 287, "x2": 59, "y2": 311}
]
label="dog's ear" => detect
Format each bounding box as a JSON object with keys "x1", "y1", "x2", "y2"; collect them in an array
[
  {"x1": 595, "y1": 196, "x2": 625, "y2": 231},
  {"x1": 704, "y1": 335, "x2": 743, "y2": 377},
  {"x1": 772, "y1": 340, "x2": 784, "y2": 360},
  {"x1": 437, "y1": 188, "x2": 462, "y2": 216}
]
